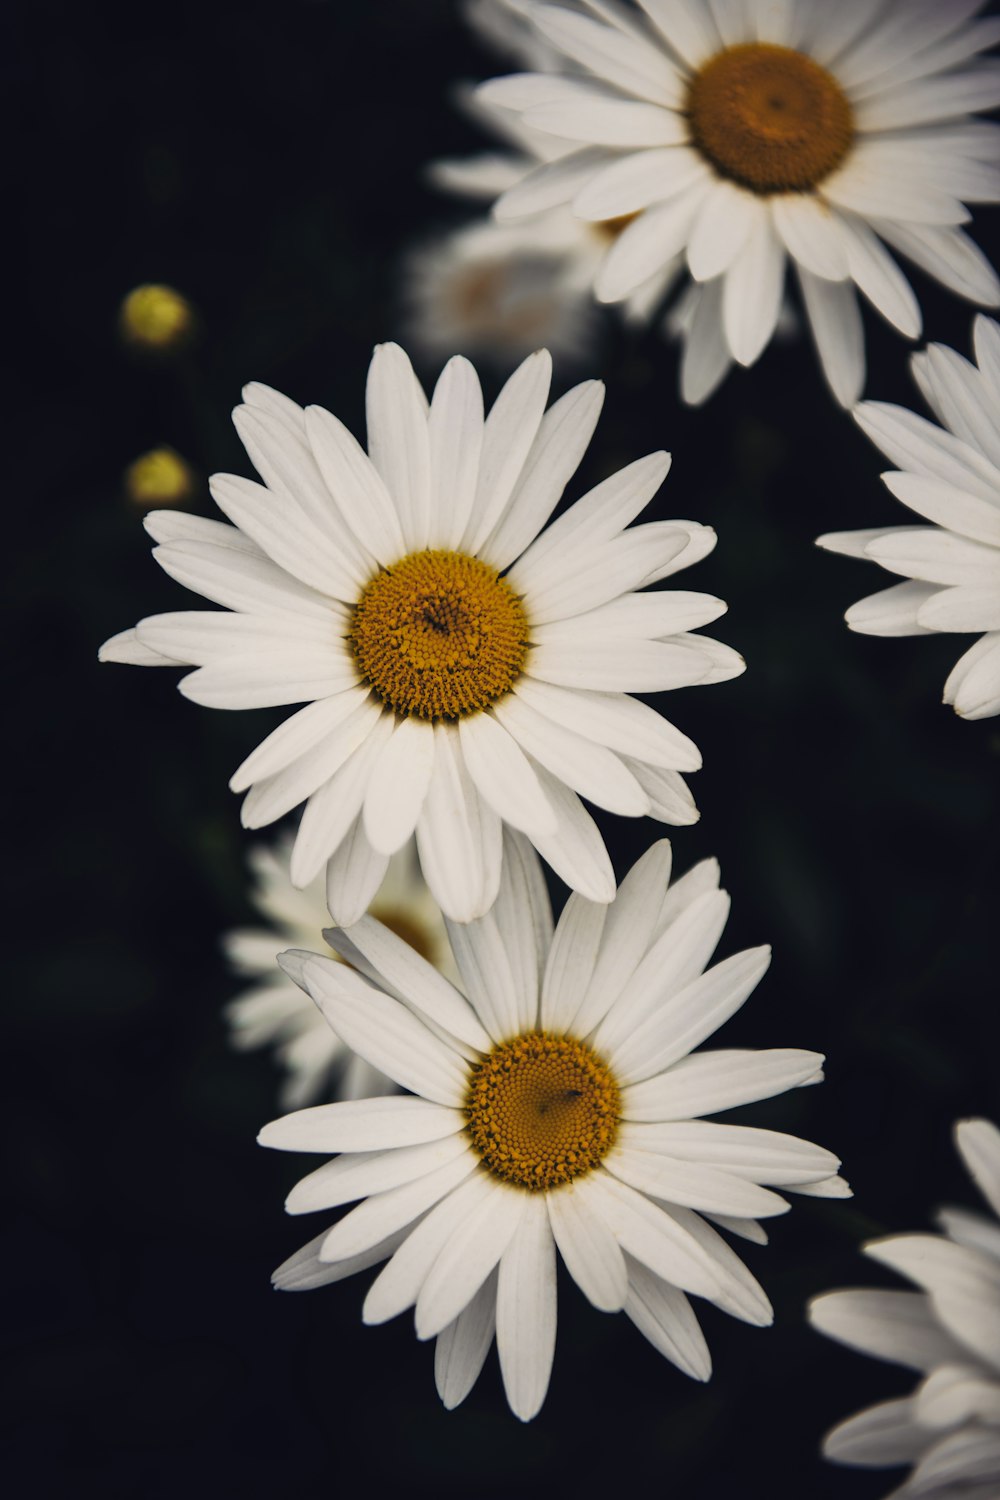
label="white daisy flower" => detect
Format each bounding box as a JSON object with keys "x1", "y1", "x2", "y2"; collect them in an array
[
  {"x1": 478, "y1": 0, "x2": 1000, "y2": 406},
  {"x1": 225, "y1": 837, "x2": 455, "y2": 1110},
  {"x1": 818, "y1": 315, "x2": 1000, "y2": 720},
  {"x1": 259, "y1": 835, "x2": 847, "y2": 1422},
  {"x1": 99, "y1": 344, "x2": 742, "y2": 923},
  {"x1": 810, "y1": 1118, "x2": 1000, "y2": 1499},
  {"x1": 401, "y1": 217, "x2": 603, "y2": 369}
]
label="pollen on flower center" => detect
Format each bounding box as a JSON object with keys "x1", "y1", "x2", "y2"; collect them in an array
[
  {"x1": 349, "y1": 549, "x2": 529, "y2": 720},
  {"x1": 465, "y1": 1032, "x2": 621, "y2": 1192},
  {"x1": 687, "y1": 43, "x2": 854, "y2": 194}
]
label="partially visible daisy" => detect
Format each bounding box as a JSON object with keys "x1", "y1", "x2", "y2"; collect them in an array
[
  {"x1": 810, "y1": 1118, "x2": 1000, "y2": 1498},
  {"x1": 818, "y1": 315, "x2": 1000, "y2": 720},
  {"x1": 478, "y1": 0, "x2": 1000, "y2": 405},
  {"x1": 260, "y1": 835, "x2": 847, "y2": 1421},
  {"x1": 225, "y1": 837, "x2": 455, "y2": 1109},
  {"x1": 100, "y1": 343, "x2": 741, "y2": 922},
  {"x1": 401, "y1": 217, "x2": 603, "y2": 369}
]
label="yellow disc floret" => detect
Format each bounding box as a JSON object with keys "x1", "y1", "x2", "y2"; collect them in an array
[
  {"x1": 465, "y1": 1032, "x2": 621, "y2": 1192},
  {"x1": 687, "y1": 43, "x2": 854, "y2": 194},
  {"x1": 349, "y1": 549, "x2": 529, "y2": 720}
]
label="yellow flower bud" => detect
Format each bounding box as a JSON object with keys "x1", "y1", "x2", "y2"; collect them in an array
[
  {"x1": 119, "y1": 284, "x2": 196, "y2": 352},
  {"x1": 124, "y1": 447, "x2": 194, "y2": 507}
]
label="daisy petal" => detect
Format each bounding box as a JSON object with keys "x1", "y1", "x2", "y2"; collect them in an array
[
  {"x1": 363, "y1": 715, "x2": 437, "y2": 855},
  {"x1": 723, "y1": 213, "x2": 785, "y2": 367},
  {"x1": 547, "y1": 1180, "x2": 628, "y2": 1312},
  {"x1": 324, "y1": 814, "x2": 390, "y2": 927},
  {"x1": 363, "y1": 1172, "x2": 496, "y2": 1325},
  {"x1": 620, "y1": 1047, "x2": 825, "y2": 1123},
  {"x1": 304, "y1": 404, "x2": 406, "y2": 566},
  {"x1": 624, "y1": 1256, "x2": 711, "y2": 1380},
  {"x1": 512, "y1": 677, "x2": 702, "y2": 771},
  {"x1": 540, "y1": 892, "x2": 607, "y2": 1032},
  {"x1": 494, "y1": 694, "x2": 650, "y2": 816},
  {"x1": 257, "y1": 1094, "x2": 465, "y2": 1153},
  {"x1": 320, "y1": 1150, "x2": 479, "y2": 1263},
  {"x1": 496, "y1": 1195, "x2": 557, "y2": 1422},
  {"x1": 366, "y1": 343, "x2": 432, "y2": 551},
  {"x1": 427, "y1": 356, "x2": 485, "y2": 550},
  {"x1": 465, "y1": 351, "x2": 552, "y2": 554},
  {"x1": 459, "y1": 712, "x2": 558, "y2": 838},
  {"x1": 809, "y1": 1289, "x2": 967, "y2": 1373},
  {"x1": 527, "y1": 761, "x2": 616, "y2": 903},
  {"x1": 416, "y1": 1182, "x2": 527, "y2": 1340},
  {"x1": 798, "y1": 267, "x2": 865, "y2": 408},
  {"x1": 290, "y1": 713, "x2": 394, "y2": 885},
  {"x1": 417, "y1": 724, "x2": 504, "y2": 922},
  {"x1": 434, "y1": 1269, "x2": 498, "y2": 1410}
]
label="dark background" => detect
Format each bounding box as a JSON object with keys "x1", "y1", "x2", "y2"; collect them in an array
[{"x1": 7, "y1": 2, "x2": 1000, "y2": 1495}]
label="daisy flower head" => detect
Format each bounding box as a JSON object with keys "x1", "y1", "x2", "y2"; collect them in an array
[
  {"x1": 810, "y1": 1118, "x2": 1000, "y2": 1498},
  {"x1": 99, "y1": 343, "x2": 742, "y2": 923},
  {"x1": 225, "y1": 837, "x2": 454, "y2": 1110},
  {"x1": 818, "y1": 315, "x2": 1000, "y2": 719},
  {"x1": 401, "y1": 217, "x2": 604, "y2": 370},
  {"x1": 478, "y1": 0, "x2": 1000, "y2": 406},
  {"x1": 259, "y1": 836, "x2": 847, "y2": 1422}
]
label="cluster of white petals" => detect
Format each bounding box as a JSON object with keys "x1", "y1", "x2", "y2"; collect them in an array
[
  {"x1": 811, "y1": 1119, "x2": 1000, "y2": 1498},
  {"x1": 819, "y1": 315, "x2": 1000, "y2": 719},
  {"x1": 260, "y1": 836, "x2": 846, "y2": 1421}
]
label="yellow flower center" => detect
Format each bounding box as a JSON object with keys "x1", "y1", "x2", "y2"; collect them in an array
[
  {"x1": 687, "y1": 43, "x2": 854, "y2": 194},
  {"x1": 465, "y1": 1032, "x2": 621, "y2": 1192},
  {"x1": 349, "y1": 549, "x2": 529, "y2": 720}
]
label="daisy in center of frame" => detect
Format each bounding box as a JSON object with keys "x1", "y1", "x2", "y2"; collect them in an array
[
  {"x1": 260, "y1": 835, "x2": 848, "y2": 1422},
  {"x1": 100, "y1": 343, "x2": 743, "y2": 924}
]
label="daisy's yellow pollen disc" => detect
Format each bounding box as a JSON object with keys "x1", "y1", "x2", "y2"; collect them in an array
[
  {"x1": 465, "y1": 1032, "x2": 621, "y2": 1192},
  {"x1": 687, "y1": 43, "x2": 854, "y2": 194},
  {"x1": 349, "y1": 549, "x2": 529, "y2": 720}
]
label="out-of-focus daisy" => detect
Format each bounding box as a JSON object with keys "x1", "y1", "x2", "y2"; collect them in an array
[
  {"x1": 401, "y1": 217, "x2": 603, "y2": 369},
  {"x1": 260, "y1": 836, "x2": 847, "y2": 1421},
  {"x1": 810, "y1": 1118, "x2": 1000, "y2": 1498},
  {"x1": 100, "y1": 343, "x2": 741, "y2": 922},
  {"x1": 478, "y1": 1, "x2": 1000, "y2": 405},
  {"x1": 225, "y1": 837, "x2": 454, "y2": 1110},
  {"x1": 818, "y1": 315, "x2": 1000, "y2": 720}
]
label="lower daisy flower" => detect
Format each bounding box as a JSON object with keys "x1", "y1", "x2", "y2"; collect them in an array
[
  {"x1": 225, "y1": 838, "x2": 454, "y2": 1109},
  {"x1": 810, "y1": 1118, "x2": 1000, "y2": 1498},
  {"x1": 260, "y1": 835, "x2": 847, "y2": 1420},
  {"x1": 818, "y1": 315, "x2": 1000, "y2": 720}
]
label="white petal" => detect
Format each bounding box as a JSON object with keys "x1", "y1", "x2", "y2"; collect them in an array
[
  {"x1": 823, "y1": 145, "x2": 969, "y2": 227},
  {"x1": 621, "y1": 1047, "x2": 825, "y2": 1122},
  {"x1": 459, "y1": 712, "x2": 558, "y2": 837},
  {"x1": 531, "y1": 4, "x2": 684, "y2": 106},
  {"x1": 492, "y1": 145, "x2": 611, "y2": 221},
  {"x1": 98, "y1": 627, "x2": 178, "y2": 666},
  {"x1": 844, "y1": 579, "x2": 939, "y2": 637},
  {"x1": 678, "y1": 274, "x2": 734, "y2": 406},
  {"x1": 178, "y1": 646, "x2": 360, "y2": 711},
  {"x1": 546, "y1": 1180, "x2": 628, "y2": 1312},
  {"x1": 153, "y1": 535, "x2": 333, "y2": 620},
  {"x1": 865, "y1": 528, "x2": 1000, "y2": 587},
  {"x1": 363, "y1": 1171, "x2": 496, "y2": 1325},
  {"x1": 298, "y1": 956, "x2": 468, "y2": 1106},
  {"x1": 272, "y1": 1223, "x2": 411, "y2": 1292},
  {"x1": 434, "y1": 1269, "x2": 497, "y2": 1410},
  {"x1": 525, "y1": 637, "x2": 711, "y2": 692},
  {"x1": 956, "y1": 1117, "x2": 1000, "y2": 1219},
  {"x1": 416, "y1": 723, "x2": 504, "y2": 922},
  {"x1": 240, "y1": 696, "x2": 384, "y2": 828},
  {"x1": 834, "y1": 214, "x2": 921, "y2": 337},
  {"x1": 809, "y1": 1289, "x2": 971, "y2": 1373},
  {"x1": 596, "y1": 184, "x2": 709, "y2": 303},
  {"x1": 660, "y1": 1203, "x2": 773, "y2": 1324},
  {"x1": 363, "y1": 715, "x2": 436, "y2": 855},
  {"x1": 524, "y1": 97, "x2": 687, "y2": 148},
  {"x1": 592, "y1": 889, "x2": 731, "y2": 1059},
  {"x1": 494, "y1": 694, "x2": 650, "y2": 815},
  {"x1": 624, "y1": 1256, "x2": 711, "y2": 1379},
  {"x1": 516, "y1": 525, "x2": 690, "y2": 623},
  {"x1": 944, "y1": 631, "x2": 1000, "y2": 717},
  {"x1": 723, "y1": 213, "x2": 785, "y2": 366},
  {"x1": 822, "y1": 1398, "x2": 927, "y2": 1468},
  {"x1": 303, "y1": 404, "x2": 406, "y2": 566},
  {"x1": 445, "y1": 912, "x2": 524, "y2": 1043},
  {"x1": 688, "y1": 182, "x2": 762, "y2": 283},
  {"x1": 622, "y1": 760, "x2": 699, "y2": 826},
  {"x1": 772, "y1": 195, "x2": 847, "y2": 281},
  {"x1": 797, "y1": 266, "x2": 865, "y2": 408},
  {"x1": 209, "y1": 470, "x2": 362, "y2": 600},
  {"x1": 511, "y1": 676, "x2": 702, "y2": 770},
  {"x1": 230, "y1": 686, "x2": 372, "y2": 792},
  {"x1": 324, "y1": 814, "x2": 390, "y2": 927},
  {"x1": 416, "y1": 1182, "x2": 527, "y2": 1340},
  {"x1": 427, "y1": 356, "x2": 485, "y2": 550},
  {"x1": 570, "y1": 839, "x2": 674, "y2": 1037},
  {"x1": 574, "y1": 147, "x2": 708, "y2": 220},
  {"x1": 526, "y1": 761, "x2": 616, "y2": 903},
  {"x1": 257, "y1": 1094, "x2": 465, "y2": 1153},
  {"x1": 606, "y1": 1145, "x2": 790, "y2": 1219},
  {"x1": 539, "y1": 892, "x2": 606, "y2": 1031},
  {"x1": 491, "y1": 828, "x2": 552, "y2": 1026},
  {"x1": 496, "y1": 1195, "x2": 558, "y2": 1422},
  {"x1": 366, "y1": 343, "x2": 432, "y2": 551},
  {"x1": 875, "y1": 221, "x2": 1000, "y2": 308},
  {"x1": 465, "y1": 351, "x2": 552, "y2": 554},
  {"x1": 286, "y1": 1134, "x2": 470, "y2": 1214},
  {"x1": 584, "y1": 1171, "x2": 738, "y2": 1304},
  {"x1": 642, "y1": 0, "x2": 720, "y2": 68},
  {"x1": 320, "y1": 1151, "x2": 478, "y2": 1262},
  {"x1": 882, "y1": 471, "x2": 1000, "y2": 549},
  {"x1": 289, "y1": 712, "x2": 394, "y2": 884},
  {"x1": 328, "y1": 913, "x2": 489, "y2": 1052},
  {"x1": 480, "y1": 379, "x2": 605, "y2": 572},
  {"x1": 918, "y1": 586, "x2": 1000, "y2": 633}
]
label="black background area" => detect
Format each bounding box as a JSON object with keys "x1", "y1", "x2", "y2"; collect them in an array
[{"x1": 5, "y1": 2, "x2": 1000, "y2": 1497}]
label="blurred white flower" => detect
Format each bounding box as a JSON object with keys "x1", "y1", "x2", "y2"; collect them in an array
[
  {"x1": 811, "y1": 1118, "x2": 1000, "y2": 1498},
  {"x1": 225, "y1": 838, "x2": 453, "y2": 1109}
]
